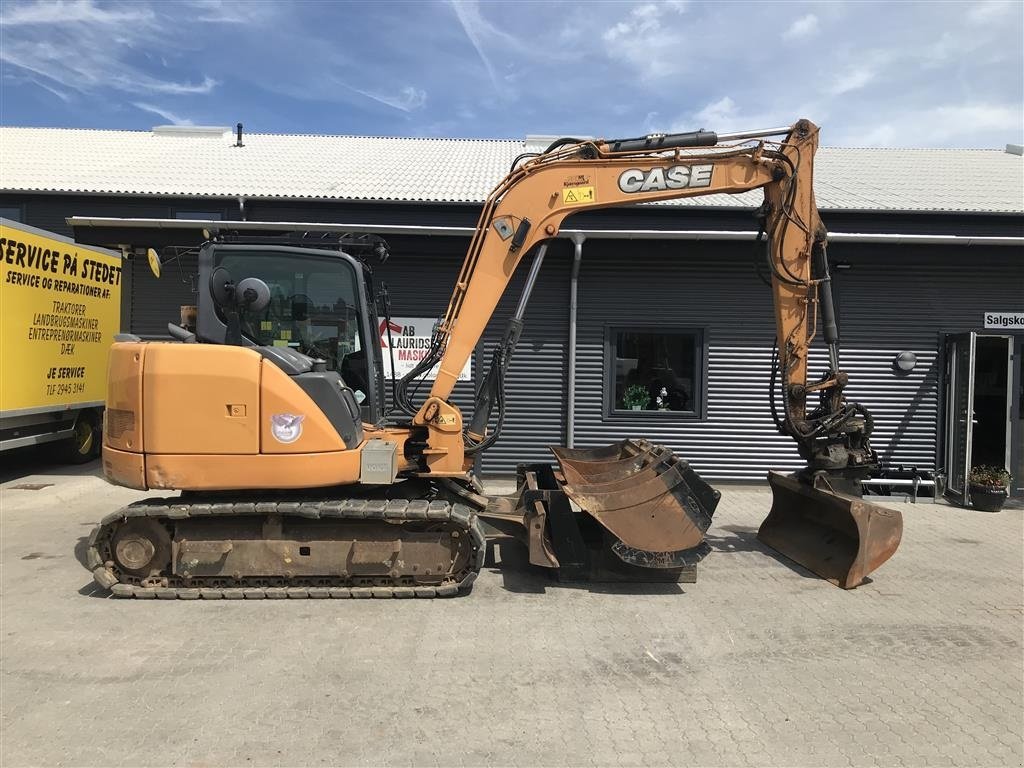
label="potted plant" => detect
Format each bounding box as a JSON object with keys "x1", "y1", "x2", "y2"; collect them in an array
[
  {"x1": 968, "y1": 466, "x2": 1011, "y2": 512},
  {"x1": 656, "y1": 387, "x2": 670, "y2": 411},
  {"x1": 622, "y1": 384, "x2": 649, "y2": 411}
]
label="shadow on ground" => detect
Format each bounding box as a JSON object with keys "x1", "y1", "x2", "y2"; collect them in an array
[
  {"x1": 705, "y1": 524, "x2": 824, "y2": 581},
  {"x1": 0, "y1": 444, "x2": 102, "y2": 484},
  {"x1": 486, "y1": 540, "x2": 686, "y2": 596}
]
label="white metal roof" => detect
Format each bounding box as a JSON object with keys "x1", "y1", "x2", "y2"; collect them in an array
[{"x1": 1, "y1": 126, "x2": 1021, "y2": 213}]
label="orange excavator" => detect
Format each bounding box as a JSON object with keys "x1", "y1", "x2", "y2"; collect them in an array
[{"x1": 88, "y1": 118, "x2": 902, "y2": 598}]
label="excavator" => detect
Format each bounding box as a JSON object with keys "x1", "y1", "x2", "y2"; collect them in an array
[{"x1": 87, "y1": 118, "x2": 903, "y2": 599}]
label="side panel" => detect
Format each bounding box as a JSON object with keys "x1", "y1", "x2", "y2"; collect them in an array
[
  {"x1": 143, "y1": 344, "x2": 261, "y2": 454},
  {"x1": 103, "y1": 445, "x2": 147, "y2": 490},
  {"x1": 260, "y1": 361, "x2": 347, "y2": 454},
  {"x1": 146, "y1": 451, "x2": 361, "y2": 490},
  {"x1": 105, "y1": 342, "x2": 145, "y2": 452}
]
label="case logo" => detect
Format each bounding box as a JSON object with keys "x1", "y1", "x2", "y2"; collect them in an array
[
  {"x1": 618, "y1": 164, "x2": 714, "y2": 193},
  {"x1": 270, "y1": 413, "x2": 304, "y2": 443}
]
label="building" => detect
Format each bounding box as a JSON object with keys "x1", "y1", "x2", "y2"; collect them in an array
[{"x1": 1, "y1": 125, "x2": 1022, "y2": 496}]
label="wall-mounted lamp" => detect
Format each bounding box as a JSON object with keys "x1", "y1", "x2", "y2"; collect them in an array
[{"x1": 894, "y1": 351, "x2": 917, "y2": 373}]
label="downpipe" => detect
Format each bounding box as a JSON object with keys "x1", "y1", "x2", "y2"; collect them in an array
[{"x1": 566, "y1": 235, "x2": 584, "y2": 449}]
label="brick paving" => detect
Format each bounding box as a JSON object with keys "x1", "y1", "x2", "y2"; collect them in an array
[{"x1": 1, "y1": 460, "x2": 1021, "y2": 767}]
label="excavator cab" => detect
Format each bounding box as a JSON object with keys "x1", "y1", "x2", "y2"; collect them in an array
[{"x1": 195, "y1": 241, "x2": 386, "y2": 424}]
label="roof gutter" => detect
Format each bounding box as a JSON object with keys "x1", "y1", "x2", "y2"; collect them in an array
[{"x1": 66, "y1": 216, "x2": 1024, "y2": 247}]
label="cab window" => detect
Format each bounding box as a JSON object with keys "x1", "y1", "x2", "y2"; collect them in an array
[{"x1": 215, "y1": 250, "x2": 370, "y2": 401}]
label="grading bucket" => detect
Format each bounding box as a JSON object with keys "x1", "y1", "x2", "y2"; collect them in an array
[{"x1": 759, "y1": 471, "x2": 903, "y2": 589}]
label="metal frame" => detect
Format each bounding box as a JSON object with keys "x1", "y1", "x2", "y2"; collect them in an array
[
  {"x1": 943, "y1": 332, "x2": 976, "y2": 504},
  {"x1": 603, "y1": 324, "x2": 707, "y2": 421},
  {"x1": 65, "y1": 216, "x2": 1024, "y2": 247},
  {"x1": 1012, "y1": 336, "x2": 1024, "y2": 497}
]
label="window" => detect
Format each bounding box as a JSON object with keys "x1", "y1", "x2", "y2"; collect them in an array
[
  {"x1": 215, "y1": 249, "x2": 370, "y2": 399},
  {"x1": 607, "y1": 327, "x2": 704, "y2": 417},
  {"x1": 0, "y1": 206, "x2": 23, "y2": 222}
]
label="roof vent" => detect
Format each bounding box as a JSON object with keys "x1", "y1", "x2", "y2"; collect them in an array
[
  {"x1": 1005, "y1": 144, "x2": 1023, "y2": 156},
  {"x1": 151, "y1": 125, "x2": 231, "y2": 138}
]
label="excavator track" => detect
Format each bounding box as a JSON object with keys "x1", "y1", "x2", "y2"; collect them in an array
[{"x1": 87, "y1": 498, "x2": 485, "y2": 599}]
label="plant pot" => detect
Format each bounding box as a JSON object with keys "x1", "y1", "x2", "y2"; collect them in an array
[
  {"x1": 969, "y1": 483, "x2": 1009, "y2": 512},
  {"x1": 630, "y1": 405, "x2": 642, "y2": 411}
]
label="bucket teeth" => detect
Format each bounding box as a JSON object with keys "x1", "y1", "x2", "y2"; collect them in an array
[
  {"x1": 550, "y1": 439, "x2": 719, "y2": 563},
  {"x1": 759, "y1": 471, "x2": 903, "y2": 589}
]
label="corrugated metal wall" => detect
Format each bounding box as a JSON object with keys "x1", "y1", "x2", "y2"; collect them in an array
[
  {"x1": 571, "y1": 240, "x2": 1023, "y2": 482},
  {"x1": 375, "y1": 237, "x2": 569, "y2": 474},
  {"x1": 130, "y1": 250, "x2": 199, "y2": 337},
  {"x1": 474, "y1": 241, "x2": 569, "y2": 472}
]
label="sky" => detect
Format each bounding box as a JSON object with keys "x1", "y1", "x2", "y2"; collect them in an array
[{"x1": 0, "y1": 0, "x2": 1022, "y2": 148}]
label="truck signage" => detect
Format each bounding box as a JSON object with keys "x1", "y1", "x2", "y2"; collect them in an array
[{"x1": 1, "y1": 221, "x2": 122, "y2": 412}]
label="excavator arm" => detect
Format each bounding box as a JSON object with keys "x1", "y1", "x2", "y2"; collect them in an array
[{"x1": 403, "y1": 120, "x2": 856, "y2": 474}]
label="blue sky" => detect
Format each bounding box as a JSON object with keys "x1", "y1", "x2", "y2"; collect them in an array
[{"x1": 1, "y1": 0, "x2": 1021, "y2": 147}]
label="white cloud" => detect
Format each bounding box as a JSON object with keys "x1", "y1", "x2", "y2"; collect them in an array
[
  {"x1": 132, "y1": 102, "x2": 195, "y2": 126},
  {"x1": 967, "y1": 0, "x2": 1015, "y2": 24},
  {"x1": 852, "y1": 103, "x2": 1024, "y2": 147},
  {"x1": 668, "y1": 96, "x2": 820, "y2": 136},
  {"x1": 0, "y1": 0, "x2": 151, "y2": 25},
  {"x1": 352, "y1": 85, "x2": 427, "y2": 113},
  {"x1": 829, "y1": 66, "x2": 876, "y2": 96},
  {"x1": 782, "y1": 13, "x2": 819, "y2": 41},
  {"x1": 692, "y1": 96, "x2": 739, "y2": 127},
  {"x1": 601, "y1": 1, "x2": 690, "y2": 78},
  {"x1": 0, "y1": 1, "x2": 220, "y2": 98},
  {"x1": 450, "y1": 0, "x2": 503, "y2": 92},
  {"x1": 184, "y1": 0, "x2": 271, "y2": 24},
  {"x1": 603, "y1": 1, "x2": 684, "y2": 41}
]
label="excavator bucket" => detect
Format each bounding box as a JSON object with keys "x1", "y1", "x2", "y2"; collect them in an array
[
  {"x1": 759, "y1": 471, "x2": 903, "y2": 589},
  {"x1": 549, "y1": 439, "x2": 719, "y2": 571}
]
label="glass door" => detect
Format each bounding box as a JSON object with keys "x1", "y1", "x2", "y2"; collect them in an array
[{"x1": 943, "y1": 332, "x2": 976, "y2": 505}]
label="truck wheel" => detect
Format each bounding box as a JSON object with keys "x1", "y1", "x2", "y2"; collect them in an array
[{"x1": 61, "y1": 411, "x2": 101, "y2": 464}]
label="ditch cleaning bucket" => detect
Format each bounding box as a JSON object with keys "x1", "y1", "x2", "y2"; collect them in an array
[{"x1": 550, "y1": 439, "x2": 719, "y2": 568}]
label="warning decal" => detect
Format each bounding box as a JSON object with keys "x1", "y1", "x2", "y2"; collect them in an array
[{"x1": 562, "y1": 185, "x2": 595, "y2": 205}]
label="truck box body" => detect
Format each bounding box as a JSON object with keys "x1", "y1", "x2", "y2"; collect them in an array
[{"x1": 1, "y1": 218, "x2": 122, "y2": 454}]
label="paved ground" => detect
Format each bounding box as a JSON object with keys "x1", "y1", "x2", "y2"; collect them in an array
[{"x1": 1, "y1": 453, "x2": 1022, "y2": 768}]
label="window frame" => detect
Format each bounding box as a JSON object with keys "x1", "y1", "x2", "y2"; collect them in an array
[
  {"x1": 201, "y1": 243, "x2": 385, "y2": 423},
  {"x1": 603, "y1": 324, "x2": 708, "y2": 421}
]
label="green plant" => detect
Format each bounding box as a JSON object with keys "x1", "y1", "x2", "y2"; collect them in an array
[
  {"x1": 622, "y1": 384, "x2": 649, "y2": 409},
  {"x1": 968, "y1": 465, "x2": 1011, "y2": 488}
]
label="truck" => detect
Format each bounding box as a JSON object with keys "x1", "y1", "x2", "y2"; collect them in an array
[{"x1": 0, "y1": 219, "x2": 123, "y2": 463}]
